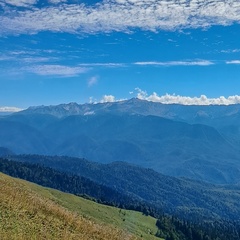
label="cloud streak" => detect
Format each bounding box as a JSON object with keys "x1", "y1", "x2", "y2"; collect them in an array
[
  {"x1": 1, "y1": 0, "x2": 240, "y2": 35},
  {"x1": 79, "y1": 63, "x2": 125, "y2": 67},
  {"x1": 48, "y1": 0, "x2": 67, "y2": 4},
  {"x1": 226, "y1": 60, "x2": 240, "y2": 64},
  {"x1": 25, "y1": 64, "x2": 88, "y2": 77},
  {"x1": 134, "y1": 60, "x2": 214, "y2": 66},
  {"x1": 3, "y1": 0, "x2": 37, "y2": 7}
]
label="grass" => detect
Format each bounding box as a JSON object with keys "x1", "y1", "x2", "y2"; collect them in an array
[
  {"x1": 0, "y1": 172, "x2": 161, "y2": 240},
  {"x1": 48, "y1": 190, "x2": 160, "y2": 240}
]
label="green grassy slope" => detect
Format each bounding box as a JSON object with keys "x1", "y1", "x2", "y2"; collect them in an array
[
  {"x1": 0, "y1": 172, "x2": 160, "y2": 240},
  {"x1": 49, "y1": 189, "x2": 160, "y2": 240}
]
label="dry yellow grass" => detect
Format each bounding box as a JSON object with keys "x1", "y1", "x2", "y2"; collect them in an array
[{"x1": 0, "y1": 173, "x2": 138, "y2": 240}]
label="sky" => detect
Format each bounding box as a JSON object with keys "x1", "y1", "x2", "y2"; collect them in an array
[{"x1": 1, "y1": 0, "x2": 240, "y2": 111}]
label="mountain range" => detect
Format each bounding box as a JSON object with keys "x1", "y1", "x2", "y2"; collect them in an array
[{"x1": 1, "y1": 98, "x2": 240, "y2": 184}]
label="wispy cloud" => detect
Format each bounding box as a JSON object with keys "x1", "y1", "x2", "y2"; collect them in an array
[
  {"x1": 0, "y1": 106, "x2": 23, "y2": 112},
  {"x1": 1, "y1": 0, "x2": 240, "y2": 35},
  {"x1": 25, "y1": 64, "x2": 88, "y2": 77},
  {"x1": 221, "y1": 49, "x2": 240, "y2": 54},
  {"x1": 79, "y1": 63, "x2": 125, "y2": 67},
  {"x1": 0, "y1": 55, "x2": 14, "y2": 61},
  {"x1": 134, "y1": 60, "x2": 214, "y2": 66},
  {"x1": 88, "y1": 76, "x2": 98, "y2": 87},
  {"x1": 226, "y1": 60, "x2": 240, "y2": 64},
  {"x1": 3, "y1": 0, "x2": 37, "y2": 7},
  {"x1": 0, "y1": 50, "x2": 59, "y2": 63},
  {"x1": 135, "y1": 88, "x2": 240, "y2": 105},
  {"x1": 48, "y1": 0, "x2": 67, "y2": 4},
  {"x1": 22, "y1": 57, "x2": 55, "y2": 63}
]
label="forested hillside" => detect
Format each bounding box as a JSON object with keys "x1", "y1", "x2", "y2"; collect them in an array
[
  {"x1": 4, "y1": 155, "x2": 240, "y2": 221},
  {"x1": 0, "y1": 157, "x2": 155, "y2": 213}
]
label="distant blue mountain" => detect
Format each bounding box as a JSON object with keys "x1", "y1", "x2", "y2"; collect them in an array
[
  {"x1": 20, "y1": 98, "x2": 240, "y2": 121},
  {"x1": 1, "y1": 99, "x2": 240, "y2": 184}
]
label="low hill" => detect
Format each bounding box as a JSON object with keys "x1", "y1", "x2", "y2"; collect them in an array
[
  {"x1": 0, "y1": 157, "x2": 156, "y2": 214},
  {"x1": 0, "y1": 172, "x2": 160, "y2": 240},
  {"x1": 8, "y1": 154, "x2": 240, "y2": 222}
]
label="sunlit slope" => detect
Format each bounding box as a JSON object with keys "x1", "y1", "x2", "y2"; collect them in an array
[{"x1": 0, "y1": 173, "x2": 160, "y2": 240}]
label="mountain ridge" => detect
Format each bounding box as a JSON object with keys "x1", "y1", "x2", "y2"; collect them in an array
[
  {"x1": 18, "y1": 98, "x2": 240, "y2": 120},
  {"x1": 1, "y1": 99, "x2": 240, "y2": 183}
]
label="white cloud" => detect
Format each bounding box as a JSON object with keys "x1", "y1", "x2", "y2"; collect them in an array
[
  {"x1": 25, "y1": 64, "x2": 88, "y2": 77},
  {"x1": 135, "y1": 87, "x2": 148, "y2": 99},
  {"x1": 134, "y1": 60, "x2": 214, "y2": 66},
  {"x1": 100, "y1": 95, "x2": 116, "y2": 103},
  {"x1": 221, "y1": 49, "x2": 240, "y2": 53},
  {"x1": 0, "y1": 106, "x2": 23, "y2": 112},
  {"x1": 22, "y1": 57, "x2": 55, "y2": 63},
  {"x1": 3, "y1": 0, "x2": 37, "y2": 7},
  {"x1": 1, "y1": 50, "x2": 59, "y2": 64},
  {"x1": 88, "y1": 76, "x2": 98, "y2": 87},
  {"x1": 89, "y1": 96, "x2": 95, "y2": 104},
  {"x1": 226, "y1": 60, "x2": 240, "y2": 64},
  {"x1": 79, "y1": 63, "x2": 124, "y2": 67},
  {"x1": 135, "y1": 88, "x2": 240, "y2": 105},
  {"x1": 48, "y1": 0, "x2": 67, "y2": 4},
  {"x1": 1, "y1": 0, "x2": 240, "y2": 35}
]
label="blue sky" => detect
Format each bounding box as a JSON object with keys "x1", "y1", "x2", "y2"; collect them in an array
[{"x1": 1, "y1": 0, "x2": 240, "y2": 110}]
